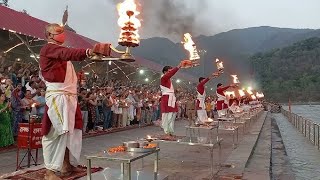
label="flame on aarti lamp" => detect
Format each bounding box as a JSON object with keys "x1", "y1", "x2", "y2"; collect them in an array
[
  {"x1": 181, "y1": 33, "x2": 200, "y2": 60},
  {"x1": 207, "y1": 118, "x2": 213, "y2": 122},
  {"x1": 216, "y1": 58, "x2": 224, "y2": 70},
  {"x1": 225, "y1": 91, "x2": 235, "y2": 97},
  {"x1": 117, "y1": 0, "x2": 141, "y2": 46},
  {"x1": 256, "y1": 92, "x2": 264, "y2": 98},
  {"x1": 31, "y1": 103, "x2": 36, "y2": 108},
  {"x1": 251, "y1": 94, "x2": 257, "y2": 100},
  {"x1": 147, "y1": 135, "x2": 152, "y2": 139},
  {"x1": 247, "y1": 87, "x2": 253, "y2": 95},
  {"x1": 239, "y1": 89, "x2": 245, "y2": 97},
  {"x1": 231, "y1": 75, "x2": 240, "y2": 84}
]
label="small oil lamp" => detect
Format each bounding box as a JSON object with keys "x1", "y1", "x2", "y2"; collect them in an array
[
  {"x1": 231, "y1": 75, "x2": 240, "y2": 84},
  {"x1": 146, "y1": 135, "x2": 153, "y2": 142},
  {"x1": 216, "y1": 58, "x2": 224, "y2": 72}
]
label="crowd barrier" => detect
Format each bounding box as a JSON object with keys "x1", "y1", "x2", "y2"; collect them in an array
[{"x1": 281, "y1": 108, "x2": 320, "y2": 150}]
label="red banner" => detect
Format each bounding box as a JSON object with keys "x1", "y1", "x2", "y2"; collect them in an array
[{"x1": 17, "y1": 123, "x2": 42, "y2": 149}]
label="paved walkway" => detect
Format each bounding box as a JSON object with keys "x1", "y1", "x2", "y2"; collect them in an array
[
  {"x1": 217, "y1": 111, "x2": 267, "y2": 179},
  {"x1": 0, "y1": 119, "x2": 245, "y2": 179},
  {"x1": 243, "y1": 113, "x2": 271, "y2": 180}
]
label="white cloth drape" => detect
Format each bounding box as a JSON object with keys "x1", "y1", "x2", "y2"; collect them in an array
[{"x1": 160, "y1": 83, "x2": 176, "y2": 108}]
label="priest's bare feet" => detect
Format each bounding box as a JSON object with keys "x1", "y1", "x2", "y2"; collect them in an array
[
  {"x1": 61, "y1": 165, "x2": 83, "y2": 176},
  {"x1": 44, "y1": 170, "x2": 62, "y2": 180}
]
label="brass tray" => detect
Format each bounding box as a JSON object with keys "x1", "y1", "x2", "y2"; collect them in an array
[{"x1": 126, "y1": 147, "x2": 157, "y2": 153}]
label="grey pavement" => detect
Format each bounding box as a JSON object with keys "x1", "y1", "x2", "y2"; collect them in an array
[
  {"x1": 0, "y1": 119, "x2": 247, "y2": 179},
  {"x1": 243, "y1": 113, "x2": 271, "y2": 180},
  {"x1": 217, "y1": 111, "x2": 268, "y2": 179}
]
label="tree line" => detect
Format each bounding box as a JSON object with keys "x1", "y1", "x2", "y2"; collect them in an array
[{"x1": 251, "y1": 37, "x2": 320, "y2": 102}]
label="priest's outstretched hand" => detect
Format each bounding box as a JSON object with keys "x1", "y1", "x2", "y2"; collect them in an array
[{"x1": 179, "y1": 60, "x2": 193, "y2": 68}]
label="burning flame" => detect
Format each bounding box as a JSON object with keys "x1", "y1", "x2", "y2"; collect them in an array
[
  {"x1": 147, "y1": 135, "x2": 152, "y2": 139},
  {"x1": 251, "y1": 94, "x2": 257, "y2": 100},
  {"x1": 117, "y1": 0, "x2": 141, "y2": 46},
  {"x1": 207, "y1": 118, "x2": 213, "y2": 122},
  {"x1": 225, "y1": 91, "x2": 235, "y2": 97},
  {"x1": 231, "y1": 75, "x2": 240, "y2": 84},
  {"x1": 31, "y1": 103, "x2": 36, "y2": 108},
  {"x1": 256, "y1": 92, "x2": 264, "y2": 98},
  {"x1": 247, "y1": 87, "x2": 253, "y2": 95},
  {"x1": 239, "y1": 89, "x2": 245, "y2": 97},
  {"x1": 216, "y1": 58, "x2": 224, "y2": 70},
  {"x1": 181, "y1": 33, "x2": 200, "y2": 60}
]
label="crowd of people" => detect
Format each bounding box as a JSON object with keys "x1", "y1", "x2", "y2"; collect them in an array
[
  {"x1": 0, "y1": 53, "x2": 192, "y2": 148},
  {"x1": 0, "y1": 52, "x2": 260, "y2": 149}
]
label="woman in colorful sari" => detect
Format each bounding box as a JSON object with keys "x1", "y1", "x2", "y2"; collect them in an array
[{"x1": 0, "y1": 92, "x2": 14, "y2": 147}]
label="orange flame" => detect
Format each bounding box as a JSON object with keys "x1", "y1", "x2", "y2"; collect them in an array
[
  {"x1": 247, "y1": 87, "x2": 253, "y2": 95},
  {"x1": 238, "y1": 89, "x2": 245, "y2": 97},
  {"x1": 231, "y1": 75, "x2": 240, "y2": 84},
  {"x1": 256, "y1": 92, "x2": 264, "y2": 98},
  {"x1": 117, "y1": 0, "x2": 141, "y2": 46},
  {"x1": 181, "y1": 33, "x2": 200, "y2": 60},
  {"x1": 251, "y1": 94, "x2": 257, "y2": 100},
  {"x1": 225, "y1": 91, "x2": 235, "y2": 97}
]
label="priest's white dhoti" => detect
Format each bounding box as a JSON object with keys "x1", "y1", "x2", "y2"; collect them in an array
[
  {"x1": 161, "y1": 112, "x2": 176, "y2": 134},
  {"x1": 42, "y1": 127, "x2": 82, "y2": 171},
  {"x1": 40, "y1": 61, "x2": 82, "y2": 172},
  {"x1": 197, "y1": 109, "x2": 208, "y2": 123}
]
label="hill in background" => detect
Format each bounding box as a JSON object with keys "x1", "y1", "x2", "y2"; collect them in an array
[
  {"x1": 251, "y1": 37, "x2": 320, "y2": 102},
  {"x1": 132, "y1": 26, "x2": 320, "y2": 90}
]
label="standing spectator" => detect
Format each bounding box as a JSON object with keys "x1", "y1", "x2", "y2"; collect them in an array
[
  {"x1": 186, "y1": 96, "x2": 196, "y2": 126},
  {"x1": 36, "y1": 89, "x2": 46, "y2": 120},
  {"x1": 79, "y1": 88, "x2": 88, "y2": 133},
  {"x1": 120, "y1": 94, "x2": 129, "y2": 127},
  {"x1": 205, "y1": 99, "x2": 212, "y2": 118},
  {"x1": 4, "y1": 79, "x2": 14, "y2": 100},
  {"x1": 0, "y1": 92, "x2": 14, "y2": 147},
  {"x1": 21, "y1": 90, "x2": 38, "y2": 122},
  {"x1": 113, "y1": 96, "x2": 122, "y2": 128},
  {"x1": 11, "y1": 88, "x2": 23, "y2": 137},
  {"x1": 127, "y1": 91, "x2": 136, "y2": 124},
  {"x1": 176, "y1": 100, "x2": 182, "y2": 120},
  {"x1": 87, "y1": 92, "x2": 97, "y2": 133},
  {"x1": 25, "y1": 81, "x2": 39, "y2": 100},
  {"x1": 110, "y1": 92, "x2": 117, "y2": 127},
  {"x1": 102, "y1": 93, "x2": 112, "y2": 130}
]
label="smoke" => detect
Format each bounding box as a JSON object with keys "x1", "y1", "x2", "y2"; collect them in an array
[
  {"x1": 112, "y1": 0, "x2": 213, "y2": 41},
  {"x1": 139, "y1": 0, "x2": 211, "y2": 41}
]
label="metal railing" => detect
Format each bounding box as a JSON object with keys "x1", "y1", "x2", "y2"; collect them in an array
[{"x1": 281, "y1": 108, "x2": 320, "y2": 150}]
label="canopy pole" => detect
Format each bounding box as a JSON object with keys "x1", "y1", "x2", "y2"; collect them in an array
[{"x1": 14, "y1": 33, "x2": 39, "y2": 62}]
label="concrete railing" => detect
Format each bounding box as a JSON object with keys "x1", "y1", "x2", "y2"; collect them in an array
[{"x1": 281, "y1": 108, "x2": 320, "y2": 150}]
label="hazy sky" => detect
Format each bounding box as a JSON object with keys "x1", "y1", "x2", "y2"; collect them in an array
[{"x1": 8, "y1": 0, "x2": 320, "y2": 45}]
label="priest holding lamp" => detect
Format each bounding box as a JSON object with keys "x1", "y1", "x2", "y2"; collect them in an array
[
  {"x1": 40, "y1": 23, "x2": 114, "y2": 180},
  {"x1": 160, "y1": 60, "x2": 193, "y2": 139},
  {"x1": 196, "y1": 71, "x2": 221, "y2": 123}
]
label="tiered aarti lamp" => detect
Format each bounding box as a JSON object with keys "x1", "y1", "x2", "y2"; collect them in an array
[
  {"x1": 181, "y1": 33, "x2": 200, "y2": 68},
  {"x1": 92, "y1": 0, "x2": 140, "y2": 62},
  {"x1": 231, "y1": 75, "x2": 240, "y2": 84},
  {"x1": 116, "y1": 0, "x2": 141, "y2": 62}
]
